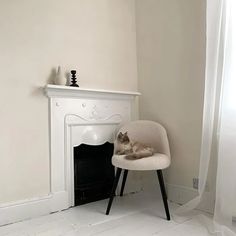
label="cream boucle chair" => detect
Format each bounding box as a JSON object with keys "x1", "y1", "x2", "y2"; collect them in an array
[{"x1": 106, "y1": 120, "x2": 171, "y2": 220}]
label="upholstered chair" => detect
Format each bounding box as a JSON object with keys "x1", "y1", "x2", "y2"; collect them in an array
[{"x1": 106, "y1": 120, "x2": 171, "y2": 220}]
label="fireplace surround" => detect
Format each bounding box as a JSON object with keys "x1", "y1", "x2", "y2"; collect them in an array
[{"x1": 45, "y1": 85, "x2": 140, "y2": 211}]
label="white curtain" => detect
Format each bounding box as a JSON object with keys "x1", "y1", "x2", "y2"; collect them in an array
[
  {"x1": 174, "y1": 0, "x2": 236, "y2": 235},
  {"x1": 214, "y1": 0, "x2": 236, "y2": 229}
]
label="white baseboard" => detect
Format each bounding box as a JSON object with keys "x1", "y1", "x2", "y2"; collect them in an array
[
  {"x1": 0, "y1": 191, "x2": 69, "y2": 226},
  {"x1": 0, "y1": 172, "x2": 144, "y2": 227},
  {"x1": 0, "y1": 183, "x2": 215, "y2": 226},
  {"x1": 167, "y1": 183, "x2": 215, "y2": 214},
  {"x1": 125, "y1": 171, "x2": 215, "y2": 214},
  {"x1": 125, "y1": 172, "x2": 215, "y2": 214}
]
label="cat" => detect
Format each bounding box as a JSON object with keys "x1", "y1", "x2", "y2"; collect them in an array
[{"x1": 114, "y1": 132, "x2": 154, "y2": 159}]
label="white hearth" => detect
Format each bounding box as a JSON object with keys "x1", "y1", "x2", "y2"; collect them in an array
[{"x1": 45, "y1": 85, "x2": 140, "y2": 211}]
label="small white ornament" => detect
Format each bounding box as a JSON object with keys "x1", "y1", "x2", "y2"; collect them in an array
[{"x1": 55, "y1": 66, "x2": 67, "y2": 86}]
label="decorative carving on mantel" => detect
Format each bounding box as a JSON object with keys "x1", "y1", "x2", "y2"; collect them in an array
[
  {"x1": 89, "y1": 105, "x2": 102, "y2": 120},
  {"x1": 64, "y1": 113, "x2": 123, "y2": 125}
]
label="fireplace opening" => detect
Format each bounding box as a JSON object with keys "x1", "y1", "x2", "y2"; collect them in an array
[{"x1": 73, "y1": 142, "x2": 115, "y2": 206}]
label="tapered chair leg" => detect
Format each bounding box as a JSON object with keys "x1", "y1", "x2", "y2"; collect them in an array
[
  {"x1": 157, "y1": 170, "x2": 171, "y2": 220},
  {"x1": 120, "y1": 170, "x2": 128, "y2": 196},
  {"x1": 106, "y1": 168, "x2": 122, "y2": 215}
]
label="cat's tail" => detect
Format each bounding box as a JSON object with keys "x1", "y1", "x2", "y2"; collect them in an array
[{"x1": 125, "y1": 149, "x2": 154, "y2": 160}]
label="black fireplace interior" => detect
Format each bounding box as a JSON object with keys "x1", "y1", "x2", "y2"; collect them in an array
[{"x1": 74, "y1": 142, "x2": 114, "y2": 206}]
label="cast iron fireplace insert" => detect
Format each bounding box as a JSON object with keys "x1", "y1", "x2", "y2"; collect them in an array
[{"x1": 74, "y1": 142, "x2": 114, "y2": 206}]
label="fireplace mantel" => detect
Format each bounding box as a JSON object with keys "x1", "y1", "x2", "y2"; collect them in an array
[
  {"x1": 45, "y1": 84, "x2": 141, "y2": 99},
  {"x1": 43, "y1": 84, "x2": 140, "y2": 212}
]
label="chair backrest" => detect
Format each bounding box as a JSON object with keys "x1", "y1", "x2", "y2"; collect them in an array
[{"x1": 118, "y1": 120, "x2": 170, "y2": 157}]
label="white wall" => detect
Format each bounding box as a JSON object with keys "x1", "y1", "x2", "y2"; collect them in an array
[
  {"x1": 136, "y1": 0, "x2": 206, "y2": 191},
  {"x1": 0, "y1": 0, "x2": 138, "y2": 204}
]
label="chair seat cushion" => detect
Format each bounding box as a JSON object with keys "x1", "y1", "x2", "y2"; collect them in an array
[{"x1": 112, "y1": 153, "x2": 171, "y2": 171}]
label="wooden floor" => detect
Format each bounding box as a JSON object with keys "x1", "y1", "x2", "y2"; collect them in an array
[{"x1": 0, "y1": 192, "x2": 213, "y2": 236}]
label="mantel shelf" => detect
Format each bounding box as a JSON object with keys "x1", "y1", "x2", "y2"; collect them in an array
[{"x1": 44, "y1": 84, "x2": 141, "y2": 99}]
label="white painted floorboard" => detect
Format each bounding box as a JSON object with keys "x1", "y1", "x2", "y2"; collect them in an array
[{"x1": 0, "y1": 192, "x2": 212, "y2": 236}]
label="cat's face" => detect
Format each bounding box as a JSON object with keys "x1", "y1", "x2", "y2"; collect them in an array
[{"x1": 117, "y1": 132, "x2": 130, "y2": 144}]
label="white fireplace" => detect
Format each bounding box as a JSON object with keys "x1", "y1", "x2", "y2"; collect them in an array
[
  {"x1": 0, "y1": 85, "x2": 140, "y2": 226},
  {"x1": 45, "y1": 85, "x2": 140, "y2": 211}
]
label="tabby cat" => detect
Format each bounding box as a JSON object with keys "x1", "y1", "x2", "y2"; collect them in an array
[{"x1": 114, "y1": 132, "x2": 154, "y2": 159}]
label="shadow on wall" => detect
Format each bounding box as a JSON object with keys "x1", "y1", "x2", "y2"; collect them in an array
[
  {"x1": 47, "y1": 68, "x2": 57, "y2": 85},
  {"x1": 31, "y1": 67, "x2": 74, "y2": 98},
  {"x1": 31, "y1": 68, "x2": 57, "y2": 97}
]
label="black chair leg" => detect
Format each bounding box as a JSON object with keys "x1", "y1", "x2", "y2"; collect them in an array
[
  {"x1": 157, "y1": 170, "x2": 171, "y2": 221},
  {"x1": 106, "y1": 168, "x2": 122, "y2": 215},
  {"x1": 120, "y1": 170, "x2": 128, "y2": 196}
]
